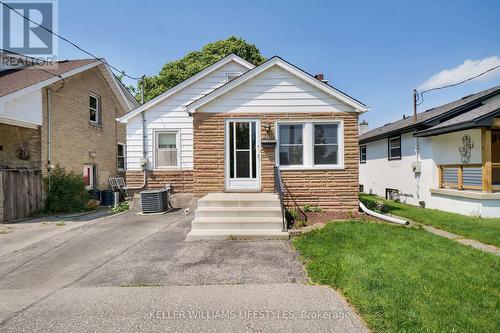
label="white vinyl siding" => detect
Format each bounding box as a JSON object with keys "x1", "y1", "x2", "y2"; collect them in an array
[
  {"x1": 198, "y1": 66, "x2": 357, "y2": 113},
  {"x1": 125, "y1": 61, "x2": 249, "y2": 170}
]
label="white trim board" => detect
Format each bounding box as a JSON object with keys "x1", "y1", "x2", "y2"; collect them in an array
[
  {"x1": 118, "y1": 54, "x2": 255, "y2": 123},
  {"x1": 187, "y1": 56, "x2": 369, "y2": 113}
]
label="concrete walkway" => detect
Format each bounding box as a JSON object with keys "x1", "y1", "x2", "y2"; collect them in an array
[
  {"x1": 0, "y1": 208, "x2": 368, "y2": 332},
  {"x1": 419, "y1": 224, "x2": 500, "y2": 256}
]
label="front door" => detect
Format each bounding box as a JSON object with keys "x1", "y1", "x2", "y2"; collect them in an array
[{"x1": 225, "y1": 119, "x2": 260, "y2": 191}]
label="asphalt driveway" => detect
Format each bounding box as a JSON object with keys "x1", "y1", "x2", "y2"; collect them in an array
[{"x1": 0, "y1": 208, "x2": 368, "y2": 332}]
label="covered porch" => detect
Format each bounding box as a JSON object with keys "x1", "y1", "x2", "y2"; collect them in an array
[{"x1": 436, "y1": 129, "x2": 500, "y2": 193}]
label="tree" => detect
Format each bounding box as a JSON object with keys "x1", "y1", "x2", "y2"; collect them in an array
[{"x1": 139, "y1": 36, "x2": 265, "y2": 102}]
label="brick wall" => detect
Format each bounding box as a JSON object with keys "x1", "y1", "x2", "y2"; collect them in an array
[
  {"x1": 0, "y1": 123, "x2": 41, "y2": 169},
  {"x1": 40, "y1": 65, "x2": 127, "y2": 188},
  {"x1": 126, "y1": 170, "x2": 193, "y2": 194},
  {"x1": 193, "y1": 112, "x2": 359, "y2": 212}
]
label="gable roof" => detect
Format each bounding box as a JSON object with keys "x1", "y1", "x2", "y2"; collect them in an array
[
  {"x1": 186, "y1": 56, "x2": 369, "y2": 113},
  {"x1": 0, "y1": 59, "x2": 97, "y2": 97},
  {"x1": 0, "y1": 59, "x2": 138, "y2": 111},
  {"x1": 359, "y1": 85, "x2": 500, "y2": 144},
  {"x1": 118, "y1": 54, "x2": 255, "y2": 123}
]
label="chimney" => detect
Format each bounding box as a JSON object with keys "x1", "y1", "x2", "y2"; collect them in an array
[
  {"x1": 314, "y1": 73, "x2": 328, "y2": 84},
  {"x1": 359, "y1": 120, "x2": 369, "y2": 135}
]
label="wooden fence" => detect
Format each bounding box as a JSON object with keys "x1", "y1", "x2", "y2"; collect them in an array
[{"x1": 0, "y1": 170, "x2": 42, "y2": 223}]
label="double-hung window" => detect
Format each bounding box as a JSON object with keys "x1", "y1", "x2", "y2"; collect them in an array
[
  {"x1": 279, "y1": 124, "x2": 303, "y2": 166},
  {"x1": 117, "y1": 143, "x2": 126, "y2": 170},
  {"x1": 359, "y1": 145, "x2": 366, "y2": 163},
  {"x1": 314, "y1": 124, "x2": 339, "y2": 165},
  {"x1": 155, "y1": 131, "x2": 179, "y2": 169},
  {"x1": 89, "y1": 94, "x2": 101, "y2": 125},
  {"x1": 277, "y1": 121, "x2": 343, "y2": 169},
  {"x1": 388, "y1": 136, "x2": 401, "y2": 160}
]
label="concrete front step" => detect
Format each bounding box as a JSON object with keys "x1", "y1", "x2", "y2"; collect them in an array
[
  {"x1": 198, "y1": 193, "x2": 281, "y2": 208},
  {"x1": 187, "y1": 192, "x2": 286, "y2": 241},
  {"x1": 191, "y1": 217, "x2": 283, "y2": 230},
  {"x1": 186, "y1": 229, "x2": 289, "y2": 241},
  {"x1": 195, "y1": 206, "x2": 283, "y2": 219}
]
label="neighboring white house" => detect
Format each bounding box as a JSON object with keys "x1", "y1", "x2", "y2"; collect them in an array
[{"x1": 359, "y1": 85, "x2": 500, "y2": 217}]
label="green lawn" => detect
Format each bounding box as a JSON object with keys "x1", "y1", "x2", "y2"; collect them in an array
[
  {"x1": 360, "y1": 193, "x2": 500, "y2": 247},
  {"x1": 293, "y1": 221, "x2": 500, "y2": 333}
]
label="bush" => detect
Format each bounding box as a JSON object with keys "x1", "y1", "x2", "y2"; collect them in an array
[
  {"x1": 110, "y1": 202, "x2": 129, "y2": 214},
  {"x1": 303, "y1": 204, "x2": 323, "y2": 213},
  {"x1": 43, "y1": 166, "x2": 90, "y2": 213}
]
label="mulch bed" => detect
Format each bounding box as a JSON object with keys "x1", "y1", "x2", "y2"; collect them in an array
[{"x1": 290, "y1": 210, "x2": 382, "y2": 229}]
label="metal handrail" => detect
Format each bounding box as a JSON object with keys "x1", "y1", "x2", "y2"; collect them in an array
[
  {"x1": 274, "y1": 166, "x2": 287, "y2": 231},
  {"x1": 274, "y1": 166, "x2": 307, "y2": 231}
]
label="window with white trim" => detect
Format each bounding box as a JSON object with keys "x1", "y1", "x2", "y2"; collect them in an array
[
  {"x1": 359, "y1": 145, "x2": 366, "y2": 163},
  {"x1": 89, "y1": 94, "x2": 101, "y2": 125},
  {"x1": 117, "y1": 143, "x2": 126, "y2": 170},
  {"x1": 277, "y1": 121, "x2": 343, "y2": 169},
  {"x1": 388, "y1": 136, "x2": 401, "y2": 160},
  {"x1": 314, "y1": 124, "x2": 339, "y2": 165},
  {"x1": 279, "y1": 124, "x2": 303, "y2": 166},
  {"x1": 155, "y1": 131, "x2": 179, "y2": 168}
]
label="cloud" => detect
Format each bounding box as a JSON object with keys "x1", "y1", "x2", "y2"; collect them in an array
[{"x1": 418, "y1": 56, "x2": 500, "y2": 91}]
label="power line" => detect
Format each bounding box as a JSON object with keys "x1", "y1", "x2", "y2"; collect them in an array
[
  {"x1": 0, "y1": 1, "x2": 142, "y2": 80},
  {"x1": 415, "y1": 63, "x2": 500, "y2": 106},
  {"x1": 2, "y1": 49, "x2": 65, "y2": 92}
]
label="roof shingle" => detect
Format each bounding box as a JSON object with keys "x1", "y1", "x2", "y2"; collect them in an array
[{"x1": 0, "y1": 59, "x2": 98, "y2": 97}]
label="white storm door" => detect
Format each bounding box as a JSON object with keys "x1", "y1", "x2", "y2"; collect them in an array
[{"x1": 225, "y1": 119, "x2": 261, "y2": 191}]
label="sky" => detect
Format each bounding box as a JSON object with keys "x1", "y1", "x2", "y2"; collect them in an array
[{"x1": 55, "y1": 0, "x2": 500, "y2": 129}]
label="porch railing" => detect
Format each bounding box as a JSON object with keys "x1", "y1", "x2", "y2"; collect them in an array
[
  {"x1": 438, "y1": 163, "x2": 499, "y2": 192},
  {"x1": 273, "y1": 166, "x2": 307, "y2": 231}
]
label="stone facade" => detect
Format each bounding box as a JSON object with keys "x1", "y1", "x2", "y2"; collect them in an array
[
  {"x1": 40, "y1": 65, "x2": 127, "y2": 188},
  {"x1": 126, "y1": 170, "x2": 193, "y2": 194},
  {"x1": 192, "y1": 112, "x2": 360, "y2": 212},
  {"x1": 0, "y1": 123, "x2": 41, "y2": 169}
]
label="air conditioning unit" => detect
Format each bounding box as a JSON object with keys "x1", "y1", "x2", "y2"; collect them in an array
[{"x1": 140, "y1": 189, "x2": 169, "y2": 213}]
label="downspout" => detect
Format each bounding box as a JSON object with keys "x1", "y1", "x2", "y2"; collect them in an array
[
  {"x1": 46, "y1": 89, "x2": 52, "y2": 190},
  {"x1": 359, "y1": 202, "x2": 409, "y2": 225},
  {"x1": 124, "y1": 77, "x2": 147, "y2": 190}
]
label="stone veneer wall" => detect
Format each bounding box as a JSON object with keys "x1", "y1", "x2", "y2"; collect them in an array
[
  {"x1": 192, "y1": 112, "x2": 359, "y2": 212},
  {"x1": 126, "y1": 170, "x2": 193, "y2": 194}
]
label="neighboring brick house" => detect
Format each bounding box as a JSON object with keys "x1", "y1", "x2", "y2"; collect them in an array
[
  {"x1": 0, "y1": 55, "x2": 138, "y2": 221},
  {"x1": 119, "y1": 54, "x2": 368, "y2": 239}
]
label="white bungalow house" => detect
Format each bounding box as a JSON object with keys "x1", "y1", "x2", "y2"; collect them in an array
[
  {"x1": 118, "y1": 54, "x2": 368, "y2": 240},
  {"x1": 359, "y1": 85, "x2": 500, "y2": 217}
]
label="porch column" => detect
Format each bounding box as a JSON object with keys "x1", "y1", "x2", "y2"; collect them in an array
[{"x1": 481, "y1": 129, "x2": 492, "y2": 193}]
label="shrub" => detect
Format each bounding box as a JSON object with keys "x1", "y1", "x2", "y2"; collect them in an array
[
  {"x1": 85, "y1": 199, "x2": 100, "y2": 210},
  {"x1": 110, "y1": 202, "x2": 129, "y2": 214},
  {"x1": 43, "y1": 166, "x2": 89, "y2": 213},
  {"x1": 303, "y1": 204, "x2": 323, "y2": 213}
]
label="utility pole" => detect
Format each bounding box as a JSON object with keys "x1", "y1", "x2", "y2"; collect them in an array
[
  {"x1": 413, "y1": 89, "x2": 418, "y2": 122},
  {"x1": 140, "y1": 75, "x2": 145, "y2": 105}
]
